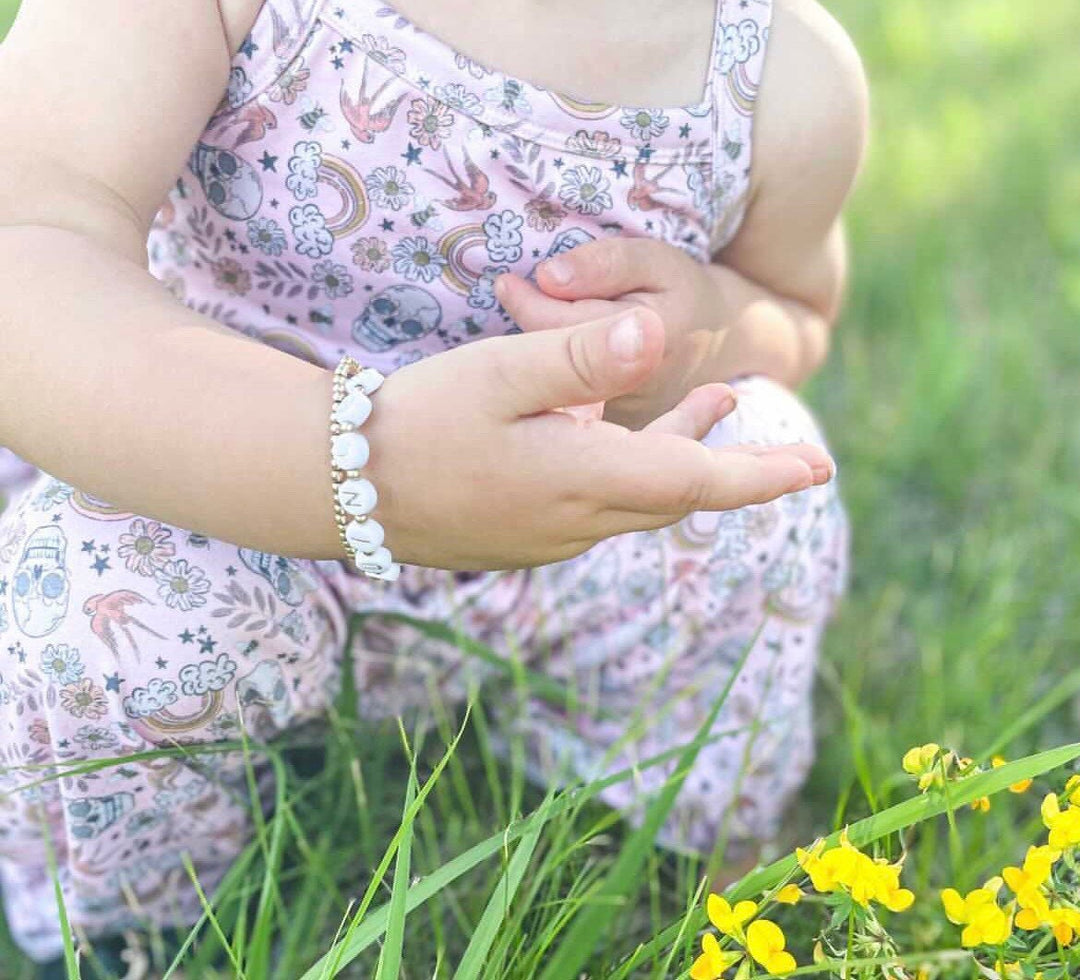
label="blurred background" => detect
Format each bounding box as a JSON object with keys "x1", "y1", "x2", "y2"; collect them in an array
[{"x1": 1, "y1": 0, "x2": 1080, "y2": 972}]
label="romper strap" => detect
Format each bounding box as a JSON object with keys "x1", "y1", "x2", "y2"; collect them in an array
[{"x1": 705, "y1": 0, "x2": 776, "y2": 252}]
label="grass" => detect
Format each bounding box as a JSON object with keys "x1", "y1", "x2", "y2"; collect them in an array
[{"x1": 2, "y1": 0, "x2": 1080, "y2": 976}]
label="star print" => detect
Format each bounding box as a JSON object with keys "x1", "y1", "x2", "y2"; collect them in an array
[
  {"x1": 239, "y1": 37, "x2": 258, "y2": 58},
  {"x1": 611, "y1": 159, "x2": 628, "y2": 177},
  {"x1": 553, "y1": 157, "x2": 564, "y2": 169},
  {"x1": 51, "y1": 513, "x2": 62, "y2": 522},
  {"x1": 224, "y1": 228, "x2": 236, "y2": 242},
  {"x1": 155, "y1": 657, "x2": 168, "y2": 670},
  {"x1": 269, "y1": 198, "x2": 279, "y2": 209},
  {"x1": 81, "y1": 540, "x2": 96, "y2": 554},
  {"x1": 332, "y1": 55, "x2": 345, "y2": 69},
  {"x1": 489, "y1": 148, "x2": 499, "y2": 159},
  {"x1": 339, "y1": 37, "x2": 355, "y2": 53},
  {"x1": 644, "y1": 220, "x2": 654, "y2": 231},
  {"x1": 8, "y1": 643, "x2": 24, "y2": 662},
  {"x1": 199, "y1": 636, "x2": 217, "y2": 654},
  {"x1": 91, "y1": 556, "x2": 111, "y2": 575},
  {"x1": 258, "y1": 151, "x2": 278, "y2": 172},
  {"x1": 341, "y1": 138, "x2": 351, "y2": 150},
  {"x1": 381, "y1": 218, "x2": 394, "y2": 231},
  {"x1": 531, "y1": 247, "x2": 541, "y2": 258},
  {"x1": 679, "y1": 123, "x2": 691, "y2": 138},
  {"x1": 418, "y1": 76, "x2": 430, "y2": 89},
  {"x1": 239, "y1": 244, "x2": 249, "y2": 254},
  {"x1": 198, "y1": 625, "x2": 207, "y2": 635},
  {"x1": 58, "y1": 739, "x2": 69, "y2": 750},
  {"x1": 225, "y1": 565, "x2": 237, "y2": 577},
  {"x1": 104, "y1": 673, "x2": 123, "y2": 693},
  {"x1": 334, "y1": 6, "x2": 345, "y2": 17},
  {"x1": 636, "y1": 146, "x2": 654, "y2": 162},
  {"x1": 286, "y1": 314, "x2": 298, "y2": 324},
  {"x1": 402, "y1": 142, "x2": 422, "y2": 165},
  {"x1": 100, "y1": 544, "x2": 110, "y2": 554}
]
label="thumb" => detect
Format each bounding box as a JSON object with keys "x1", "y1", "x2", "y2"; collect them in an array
[
  {"x1": 496, "y1": 273, "x2": 619, "y2": 332},
  {"x1": 486, "y1": 307, "x2": 664, "y2": 417}
]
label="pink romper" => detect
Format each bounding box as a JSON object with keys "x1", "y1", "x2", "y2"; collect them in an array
[{"x1": 0, "y1": 0, "x2": 847, "y2": 959}]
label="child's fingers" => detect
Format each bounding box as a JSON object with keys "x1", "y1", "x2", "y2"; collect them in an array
[
  {"x1": 495, "y1": 273, "x2": 618, "y2": 331},
  {"x1": 536, "y1": 238, "x2": 689, "y2": 300},
  {"x1": 641, "y1": 383, "x2": 737, "y2": 439}
]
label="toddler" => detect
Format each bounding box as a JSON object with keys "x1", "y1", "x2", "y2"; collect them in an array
[{"x1": 0, "y1": 0, "x2": 865, "y2": 964}]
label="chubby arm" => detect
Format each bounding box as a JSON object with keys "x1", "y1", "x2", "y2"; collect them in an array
[
  {"x1": 0, "y1": 0, "x2": 348, "y2": 556},
  {"x1": 708, "y1": 0, "x2": 869, "y2": 386}
]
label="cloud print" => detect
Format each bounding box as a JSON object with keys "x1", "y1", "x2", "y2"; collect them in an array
[
  {"x1": 290, "y1": 204, "x2": 333, "y2": 258},
  {"x1": 285, "y1": 140, "x2": 323, "y2": 200},
  {"x1": 123, "y1": 678, "x2": 179, "y2": 718},
  {"x1": 180, "y1": 653, "x2": 238, "y2": 697}
]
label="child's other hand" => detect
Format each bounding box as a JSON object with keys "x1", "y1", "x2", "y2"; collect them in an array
[
  {"x1": 495, "y1": 238, "x2": 727, "y2": 430},
  {"x1": 363, "y1": 306, "x2": 833, "y2": 571}
]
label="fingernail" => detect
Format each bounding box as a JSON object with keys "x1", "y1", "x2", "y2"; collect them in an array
[
  {"x1": 811, "y1": 456, "x2": 836, "y2": 484},
  {"x1": 608, "y1": 311, "x2": 644, "y2": 361},
  {"x1": 544, "y1": 257, "x2": 573, "y2": 286}
]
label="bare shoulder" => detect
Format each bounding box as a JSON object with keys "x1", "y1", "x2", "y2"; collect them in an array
[{"x1": 749, "y1": 0, "x2": 869, "y2": 204}]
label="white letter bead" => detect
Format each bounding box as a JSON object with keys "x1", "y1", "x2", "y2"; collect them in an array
[
  {"x1": 333, "y1": 391, "x2": 373, "y2": 427},
  {"x1": 367, "y1": 562, "x2": 401, "y2": 582},
  {"x1": 338, "y1": 478, "x2": 377, "y2": 517},
  {"x1": 345, "y1": 367, "x2": 384, "y2": 395},
  {"x1": 355, "y1": 546, "x2": 394, "y2": 575},
  {"x1": 331, "y1": 431, "x2": 369, "y2": 470},
  {"x1": 345, "y1": 517, "x2": 384, "y2": 553}
]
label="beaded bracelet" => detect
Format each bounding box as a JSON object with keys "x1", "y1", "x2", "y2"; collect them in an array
[{"x1": 329, "y1": 355, "x2": 401, "y2": 582}]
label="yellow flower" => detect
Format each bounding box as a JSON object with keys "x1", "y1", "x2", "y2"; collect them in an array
[
  {"x1": 1064, "y1": 775, "x2": 1080, "y2": 806},
  {"x1": 1003, "y1": 845, "x2": 1059, "y2": 896},
  {"x1": 971, "y1": 796, "x2": 990, "y2": 813},
  {"x1": 1042, "y1": 793, "x2": 1080, "y2": 849},
  {"x1": 690, "y1": 932, "x2": 741, "y2": 980},
  {"x1": 903, "y1": 743, "x2": 948, "y2": 791},
  {"x1": 871, "y1": 861, "x2": 916, "y2": 912},
  {"x1": 746, "y1": 919, "x2": 796, "y2": 976},
  {"x1": 1014, "y1": 887, "x2": 1051, "y2": 931},
  {"x1": 706, "y1": 894, "x2": 757, "y2": 941},
  {"x1": 1047, "y1": 907, "x2": 1080, "y2": 946},
  {"x1": 775, "y1": 883, "x2": 803, "y2": 905},
  {"x1": 940, "y1": 887, "x2": 1012, "y2": 947},
  {"x1": 992, "y1": 755, "x2": 1032, "y2": 794}
]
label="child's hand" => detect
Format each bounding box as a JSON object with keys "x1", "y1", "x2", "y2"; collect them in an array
[
  {"x1": 496, "y1": 239, "x2": 730, "y2": 430},
  {"x1": 363, "y1": 306, "x2": 833, "y2": 571}
]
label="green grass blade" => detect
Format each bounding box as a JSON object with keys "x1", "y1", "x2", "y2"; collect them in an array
[
  {"x1": 452, "y1": 787, "x2": 556, "y2": 980},
  {"x1": 374, "y1": 749, "x2": 418, "y2": 980}
]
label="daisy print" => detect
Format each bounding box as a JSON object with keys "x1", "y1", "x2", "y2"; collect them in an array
[
  {"x1": 310, "y1": 260, "x2": 354, "y2": 299},
  {"x1": 211, "y1": 257, "x2": 251, "y2": 296},
  {"x1": 59, "y1": 679, "x2": 109, "y2": 720},
  {"x1": 558, "y1": 165, "x2": 613, "y2": 216},
  {"x1": 620, "y1": 108, "x2": 670, "y2": 141},
  {"x1": 351, "y1": 236, "x2": 391, "y2": 272},
  {"x1": 432, "y1": 82, "x2": 483, "y2": 115},
  {"x1": 392, "y1": 236, "x2": 447, "y2": 283},
  {"x1": 40, "y1": 643, "x2": 84, "y2": 686},
  {"x1": 407, "y1": 97, "x2": 455, "y2": 150},
  {"x1": 155, "y1": 558, "x2": 212, "y2": 612},
  {"x1": 565, "y1": 129, "x2": 623, "y2": 159},
  {"x1": 118, "y1": 519, "x2": 175, "y2": 576},
  {"x1": 247, "y1": 217, "x2": 288, "y2": 256},
  {"x1": 361, "y1": 34, "x2": 407, "y2": 73},
  {"x1": 365, "y1": 166, "x2": 415, "y2": 211}
]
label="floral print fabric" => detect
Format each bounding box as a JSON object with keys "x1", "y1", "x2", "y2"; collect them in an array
[{"x1": 0, "y1": 0, "x2": 851, "y2": 961}]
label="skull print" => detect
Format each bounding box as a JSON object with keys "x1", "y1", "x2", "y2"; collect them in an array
[
  {"x1": 12, "y1": 525, "x2": 71, "y2": 637},
  {"x1": 189, "y1": 142, "x2": 263, "y2": 220},
  {"x1": 351, "y1": 285, "x2": 442, "y2": 352}
]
